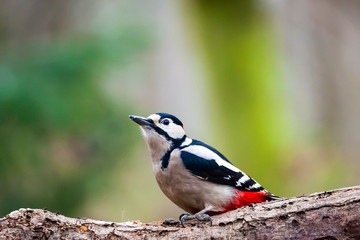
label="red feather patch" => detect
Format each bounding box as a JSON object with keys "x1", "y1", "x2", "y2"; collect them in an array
[{"x1": 221, "y1": 191, "x2": 269, "y2": 213}]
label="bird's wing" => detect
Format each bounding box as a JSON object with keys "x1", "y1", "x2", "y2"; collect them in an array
[{"x1": 180, "y1": 143, "x2": 264, "y2": 192}]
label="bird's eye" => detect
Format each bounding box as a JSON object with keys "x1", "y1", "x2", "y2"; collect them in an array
[{"x1": 162, "y1": 119, "x2": 170, "y2": 125}]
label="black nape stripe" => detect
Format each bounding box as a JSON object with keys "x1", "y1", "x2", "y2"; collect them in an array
[{"x1": 161, "y1": 135, "x2": 186, "y2": 170}]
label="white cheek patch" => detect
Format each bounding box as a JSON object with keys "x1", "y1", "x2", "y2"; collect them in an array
[
  {"x1": 160, "y1": 124, "x2": 185, "y2": 139},
  {"x1": 144, "y1": 114, "x2": 185, "y2": 139}
]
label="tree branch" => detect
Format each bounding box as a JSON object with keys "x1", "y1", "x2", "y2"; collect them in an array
[{"x1": 1, "y1": 186, "x2": 359, "y2": 239}]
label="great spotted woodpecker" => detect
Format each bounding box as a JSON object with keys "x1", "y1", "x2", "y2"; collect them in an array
[{"x1": 129, "y1": 113, "x2": 280, "y2": 227}]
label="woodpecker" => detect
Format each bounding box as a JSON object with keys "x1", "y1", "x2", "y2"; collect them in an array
[{"x1": 129, "y1": 113, "x2": 280, "y2": 227}]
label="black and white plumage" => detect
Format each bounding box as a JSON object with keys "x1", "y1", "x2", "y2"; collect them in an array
[
  {"x1": 179, "y1": 139, "x2": 264, "y2": 192},
  {"x1": 129, "y1": 113, "x2": 279, "y2": 227}
]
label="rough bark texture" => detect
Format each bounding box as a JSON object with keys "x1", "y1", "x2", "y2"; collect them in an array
[{"x1": 0, "y1": 186, "x2": 359, "y2": 240}]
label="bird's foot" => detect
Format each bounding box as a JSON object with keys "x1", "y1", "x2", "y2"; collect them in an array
[{"x1": 179, "y1": 212, "x2": 212, "y2": 227}]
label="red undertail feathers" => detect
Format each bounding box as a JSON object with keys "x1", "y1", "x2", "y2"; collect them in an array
[{"x1": 222, "y1": 190, "x2": 278, "y2": 213}]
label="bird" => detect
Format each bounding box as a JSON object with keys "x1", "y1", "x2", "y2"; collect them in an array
[{"x1": 129, "y1": 113, "x2": 281, "y2": 227}]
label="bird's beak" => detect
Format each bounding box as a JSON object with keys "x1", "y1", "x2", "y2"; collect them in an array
[{"x1": 129, "y1": 115, "x2": 155, "y2": 128}]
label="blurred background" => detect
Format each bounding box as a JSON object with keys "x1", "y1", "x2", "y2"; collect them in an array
[{"x1": 0, "y1": 0, "x2": 359, "y2": 222}]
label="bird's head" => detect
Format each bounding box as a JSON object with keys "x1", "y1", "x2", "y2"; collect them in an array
[{"x1": 129, "y1": 113, "x2": 186, "y2": 155}]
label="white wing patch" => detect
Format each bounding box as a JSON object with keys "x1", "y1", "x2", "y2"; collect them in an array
[{"x1": 182, "y1": 145, "x2": 241, "y2": 173}]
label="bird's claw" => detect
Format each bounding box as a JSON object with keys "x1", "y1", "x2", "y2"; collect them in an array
[
  {"x1": 179, "y1": 213, "x2": 190, "y2": 227},
  {"x1": 179, "y1": 212, "x2": 212, "y2": 227},
  {"x1": 196, "y1": 213, "x2": 212, "y2": 226}
]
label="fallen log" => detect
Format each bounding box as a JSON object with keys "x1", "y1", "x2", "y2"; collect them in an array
[{"x1": 0, "y1": 186, "x2": 359, "y2": 239}]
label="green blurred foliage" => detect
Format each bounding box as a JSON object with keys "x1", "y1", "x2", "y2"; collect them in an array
[
  {"x1": 188, "y1": 1, "x2": 353, "y2": 196},
  {"x1": 0, "y1": 29, "x2": 148, "y2": 217},
  {"x1": 189, "y1": 1, "x2": 297, "y2": 195}
]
